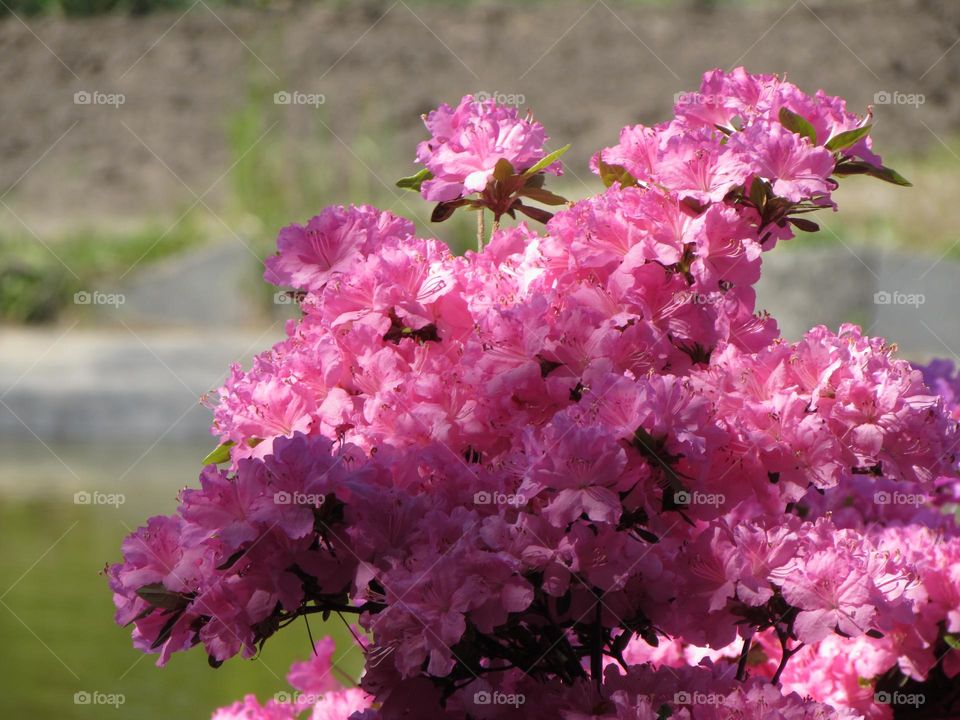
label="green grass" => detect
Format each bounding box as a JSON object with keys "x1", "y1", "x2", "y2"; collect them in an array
[
  {"x1": 0, "y1": 213, "x2": 206, "y2": 323},
  {"x1": 224, "y1": 82, "x2": 478, "y2": 257}
]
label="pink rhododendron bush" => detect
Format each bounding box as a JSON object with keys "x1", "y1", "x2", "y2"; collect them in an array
[{"x1": 107, "y1": 68, "x2": 960, "y2": 719}]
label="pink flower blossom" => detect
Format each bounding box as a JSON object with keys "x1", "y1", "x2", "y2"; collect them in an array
[
  {"x1": 731, "y1": 120, "x2": 836, "y2": 202},
  {"x1": 264, "y1": 205, "x2": 414, "y2": 292},
  {"x1": 416, "y1": 95, "x2": 559, "y2": 201}
]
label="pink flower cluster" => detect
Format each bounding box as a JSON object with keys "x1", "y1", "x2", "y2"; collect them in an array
[
  {"x1": 599, "y1": 67, "x2": 894, "y2": 232},
  {"x1": 212, "y1": 638, "x2": 373, "y2": 720},
  {"x1": 109, "y1": 69, "x2": 958, "y2": 720},
  {"x1": 415, "y1": 95, "x2": 560, "y2": 202},
  {"x1": 620, "y1": 518, "x2": 960, "y2": 720}
]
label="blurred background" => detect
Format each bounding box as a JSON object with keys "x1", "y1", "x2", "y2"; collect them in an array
[{"x1": 0, "y1": 0, "x2": 958, "y2": 716}]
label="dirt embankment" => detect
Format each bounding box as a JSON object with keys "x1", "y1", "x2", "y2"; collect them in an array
[{"x1": 1, "y1": 0, "x2": 958, "y2": 231}]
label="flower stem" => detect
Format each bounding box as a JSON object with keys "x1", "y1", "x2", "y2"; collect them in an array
[
  {"x1": 771, "y1": 628, "x2": 803, "y2": 686},
  {"x1": 736, "y1": 633, "x2": 752, "y2": 681},
  {"x1": 591, "y1": 600, "x2": 603, "y2": 690}
]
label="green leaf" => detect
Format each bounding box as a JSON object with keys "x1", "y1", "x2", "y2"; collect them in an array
[
  {"x1": 778, "y1": 107, "x2": 817, "y2": 144},
  {"x1": 788, "y1": 217, "x2": 820, "y2": 233},
  {"x1": 640, "y1": 625, "x2": 659, "y2": 647},
  {"x1": 679, "y1": 197, "x2": 707, "y2": 215},
  {"x1": 150, "y1": 611, "x2": 185, "y2": 650},
  {"x1": 634, "y1": 527, "x2": 660, "y2": 544},
  {"x1": 524, "y1": 173, "x2": 546, "y2": 189},
  {"x1": 430, "y1": 199, "x2": 468, "y2": 223},
  {"x1": 825, "y1": 125, "x2": 872, "y2": 152},
  {"x1": 122, "y1": 605, "x2": 155, "y2": 628},
  {"x1": 597, "y1": 158, "x2": 638, "y2": 188},
  {"x1": 202, "y1": 441, "x2": 235, "y2": 465},
  {"x1": 834, "y1": 161, "x2": 912, "y2": 186},
  {"x1": 492, "y1": 158, "x2": 515, "y2": 183},
  {"x1": 513, "y1": 202, "x2": 554, "y2": 224},
  {"x1": 869, "y1": 165, "x2": 912, "y2": 186},
  {"x1": 216, "y1": 547, "x2": 248, "y2": 571},
  {"x1": 522, "y1": 143, "x2": 571, "y2": 177},
  {"x1": 395, "y1": 168, "x2": 433, "y2": 192},
  {"x1": 748, "y1": 177, "x2": 770, "y2": 210},
  {"x1": 944, "y1": 634, "x2": 960, "y2": 650},
  {"x1": 136, "y1": 583, "x2": 190, "y2": 611},
  {"x1": 832, "y1": 160, "x2": 871, "y2": 176},
  {"x1": 519, "y1": 187, "x2": 569, "y2": 206}
]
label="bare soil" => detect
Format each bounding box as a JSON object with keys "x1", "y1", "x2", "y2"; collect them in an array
[{"x1": 1, "y1": 0, "x2": 958, "y2": 232}]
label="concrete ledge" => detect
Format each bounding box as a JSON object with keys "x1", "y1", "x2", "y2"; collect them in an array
[
  {"x1": 0, "y1": 327, "x2": 284, "y2": 442},
  {"x1": 756, "y1": 246, "x2": 959, "y2": 359}
]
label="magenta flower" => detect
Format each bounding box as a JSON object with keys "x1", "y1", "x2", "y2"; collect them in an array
[
  {"x1": 264, "y1": 205, "x2": 414, "y2": 293},
  {"x1": 655, "y1": 127, "x2": 752, "y2": 203},
  {"x1": 731, "y1": 120, "x2": 836, "y2": 202},
  {"x1": 779, "y1": 549, "x2": 876, "y2": 643},
  {"x1": 416, "y1": 95, "x2": 560, "y2": 201},
  {"x1": 211, "y1": 695, "x2": 296, "y2": 720}
]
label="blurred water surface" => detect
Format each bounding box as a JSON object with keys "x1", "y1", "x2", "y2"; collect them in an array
[{"x1": 0, "y1": 441, "x2": 361, "y2": 718}]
